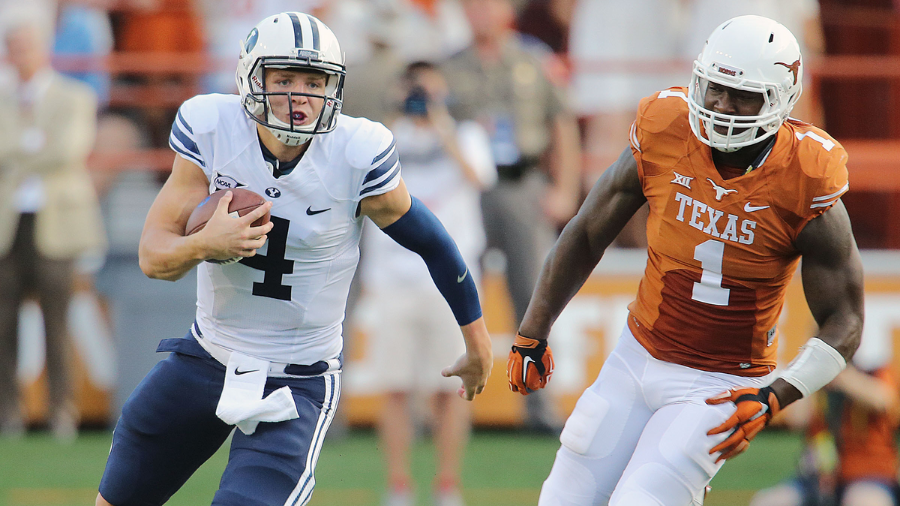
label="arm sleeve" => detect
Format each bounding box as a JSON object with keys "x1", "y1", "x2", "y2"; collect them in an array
[{"x1": 381, "y1": 196, "x2": 483, "y2": 326}]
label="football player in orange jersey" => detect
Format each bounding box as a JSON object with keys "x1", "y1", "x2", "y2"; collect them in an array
[{"x1": 506, "y1": 15, "x2": 864, "y2": 506}]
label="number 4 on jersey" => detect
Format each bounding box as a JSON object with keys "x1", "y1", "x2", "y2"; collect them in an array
[{"x1": 239, "y1": 216, "x2": 293, "y2": 300}]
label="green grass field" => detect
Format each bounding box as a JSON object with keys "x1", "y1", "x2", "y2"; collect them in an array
[{"x1": 0, "y1": 428, "x2": 803, "y2": 506}]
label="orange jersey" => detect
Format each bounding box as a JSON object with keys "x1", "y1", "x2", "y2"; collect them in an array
[{"x1": 626, "y1": 87, "x2": 849, "y2": 376}]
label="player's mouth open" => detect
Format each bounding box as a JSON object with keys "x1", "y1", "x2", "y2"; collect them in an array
[{"x1": 292, "y1": 111, "x2": 308, "y2": 124}]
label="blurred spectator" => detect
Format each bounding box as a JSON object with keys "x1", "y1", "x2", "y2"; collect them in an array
[
  {"x1": 516, "y1": 0, "x2": 575, "y2": 55},
  {"x1": 380, "y1": 0, "x2": 472, "y2": 64},
  {"x1": 337, "y1": 2, "x2": 405, "y2": 124},
  {"x1": 567, "y1": 0, "x2": 681, "y2": 247},
  {"x1": 0, "y1": 10, "x2": 107, "y2": 440},
  {"x1": 110, "y1": 0, "x2": 206, "y2": 147},
  {"x1": 442, "y1": 0, "x2": 580, "y2": 433},
  {"x1": 749, "y1": 362, "x2": 900, "y2": 506},
  {"x1": 53, "y1": 0, "x2": 115, "y2": 108},
  {"x1": 359, "y1": 61, "x2": 495, "y2": 506},
  {"x1": 337, "y1": 0, "x2": 470, "y2": 121}
]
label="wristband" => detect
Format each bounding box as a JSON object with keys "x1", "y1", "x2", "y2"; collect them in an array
[{"x1": 779, "y1": 338, "x2": 846, "y2": 398}]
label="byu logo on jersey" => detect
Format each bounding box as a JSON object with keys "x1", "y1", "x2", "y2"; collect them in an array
[{"x1": 265, "y1": 187, "x2": 281, "y2": 198}]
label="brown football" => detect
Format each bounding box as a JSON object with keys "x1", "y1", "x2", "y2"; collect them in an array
[{"x1": 185, "y1": 188, "x2": 271, "y2": 236}]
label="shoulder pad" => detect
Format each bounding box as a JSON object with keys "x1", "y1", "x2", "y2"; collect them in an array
[
  {"x1": 344, "y1": 117, "x2": 395, "y2": 169},
  {"x1": 636, "y1": 88, "x2": 691, "y2": 135},
  {"x1": 178, "y1": 94, "x2": 229, "y2": 135}
]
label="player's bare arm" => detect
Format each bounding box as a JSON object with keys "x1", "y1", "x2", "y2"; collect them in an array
[
  {"x1": 360, "y1": 178, "x2": 493, "y2": 400},
  {"x1": 755, "y1": 200, "x2": 864, "y2": 407},
  {"x1": 519, "y1": 147, "x2": 646, "y2": 341},
  {"x1": 795, "y1": 199, "x2": 864, "y2": 362},
  {"x1": 509, "y1": 147, "x2": 646, "y2": 395},
  {"x1": 139, "y1": 156, "x2": 273, "y2": 281}
]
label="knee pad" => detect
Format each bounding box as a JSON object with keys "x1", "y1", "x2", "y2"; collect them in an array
[
  {"x1": 539, "y1": 446, "x2": 604, "y2": 506},
  {"x1": 560, "y1": 388, "x2": 611, "y2": 455}
]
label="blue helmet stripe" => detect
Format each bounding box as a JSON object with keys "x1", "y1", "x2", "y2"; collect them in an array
[
  {"x1": 287, "y1": 12, "x2": 303, "y2": 49},
  {"x1": 306, "y1": 14, "x2": 320, "y2": 50}
]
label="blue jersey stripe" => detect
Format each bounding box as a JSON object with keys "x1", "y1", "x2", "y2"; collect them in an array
[
  {"x1": 169, "y1": 136, "x2": 205, "y2": 167},
  {"x1": 291, "y1": 374, "x2": 338, "y2": 506},
  {"x1": 371, "y1": 140, "x2": 396, "y2": 165},
  {"x1": 176, "y1": 109, "x2": 193, "y2": 134},
  {"x1": 170, "y1": 120, "x2": 201, "y2": 158},
  {"x1": 362, "y1": 149, "x2": 399, "y2": 184},
  {"x1": 359, "y1": 163, "x2": 400, "y2": 196}
]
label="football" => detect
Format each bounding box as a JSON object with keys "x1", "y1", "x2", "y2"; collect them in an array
[{"x1": 185, "y1": 188, "x2": 270, "y2": 236}]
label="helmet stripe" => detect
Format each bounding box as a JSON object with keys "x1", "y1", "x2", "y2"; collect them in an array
[
  {"x1": 306, "y1": 14, "x2": 320, "y2": 51},
  {"x1": 287, "y1": 12, "x2": 303, "y2": 49}
]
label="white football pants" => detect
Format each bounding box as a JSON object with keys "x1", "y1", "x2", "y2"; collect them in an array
[{"x1": 539, "y1": 326, "x2": 775, "y2": 506}]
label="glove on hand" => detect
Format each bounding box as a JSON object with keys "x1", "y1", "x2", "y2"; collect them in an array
[
  {"x1": 507, "y1": 334, "x2": 554, "y2": 395},
  {"x1": 706, "y1": 386, "x2": 781, "y2": 462}
]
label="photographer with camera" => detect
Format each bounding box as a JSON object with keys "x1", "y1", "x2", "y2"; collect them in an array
[{"x1": 357, "y1": 61, "x2": 496, "y2": 506}]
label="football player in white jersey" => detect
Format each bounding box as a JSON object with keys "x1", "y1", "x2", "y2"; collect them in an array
[{"x1": 94, "y1": 12, "x2": 492, "y2": 506}]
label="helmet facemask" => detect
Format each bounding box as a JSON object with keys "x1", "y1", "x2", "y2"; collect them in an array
[{"x1": 242, "y1": 58, "x2": 344, "y2": 146}]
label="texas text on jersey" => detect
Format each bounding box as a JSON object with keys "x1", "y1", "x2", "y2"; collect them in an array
[{"x1": 627, "y1": 87, "x2": 849, "y2": 376}]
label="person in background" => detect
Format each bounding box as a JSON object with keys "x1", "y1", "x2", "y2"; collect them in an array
[
  {"x1": 0, "y1": 9, "x2": 107, "y2": 441},
  {"x1": 750, "y1": 342, "x2": 900, "y2": 506},
  {"x1": 507, "y1": 15, "x2": 864, "y2": 505},
  {"x1": 359, "y1": 61, "x2": 496, "y2": 506},
  {"x1": 443, "y1": 0, "x2": 581, "y2": 434}
]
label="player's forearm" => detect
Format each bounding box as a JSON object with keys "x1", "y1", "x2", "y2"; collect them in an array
[
  {"x1": 138, "y1": 228, "x2": 205, "y2": 281},
  {"x1": 519, "y1": 219, "x2": 598, "y2": 340}
]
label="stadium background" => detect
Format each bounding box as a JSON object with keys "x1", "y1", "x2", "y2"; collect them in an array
[{"x1": 3, "y1": 0, "x2": 900, "y2": 505}]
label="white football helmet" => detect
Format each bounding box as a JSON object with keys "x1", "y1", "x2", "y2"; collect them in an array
[
  {"x1": 236, "y1": 12, "x2": 345, "y2": 146},
  {"x1": 687, "y1": 15, "x2": 803, "y2": 152}
]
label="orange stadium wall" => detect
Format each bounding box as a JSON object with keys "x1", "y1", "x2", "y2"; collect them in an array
[
  {"x1": 342, "y1": 250, "x2": 900, "y2": 428},
  {"x1": 16, "y1": 251, "x2": 900, "y2": 428}
]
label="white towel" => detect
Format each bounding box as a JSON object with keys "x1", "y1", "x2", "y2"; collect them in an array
[{"x1": 215, "y1": 352, "x2": 299, "y2": 435}]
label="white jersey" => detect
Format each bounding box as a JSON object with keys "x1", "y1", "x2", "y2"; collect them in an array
[{"x1": 169, "y1": 94, "x2": 400, "y2": 364}]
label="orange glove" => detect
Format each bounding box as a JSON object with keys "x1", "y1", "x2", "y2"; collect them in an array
[
  {"x1": 507, "y1": 334, "x2": 554, "y2": 395},
  {"x1": 706, "y1": 386, "x2": 781, "y2": 462}
]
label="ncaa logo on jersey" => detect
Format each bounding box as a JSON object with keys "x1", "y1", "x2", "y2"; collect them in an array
[
  {"x1": 265, "y1": 187, "x2": 281, "y2": 198},
  {"x1": 214, "y1": 174, "x2": 245, "y2": 190}
]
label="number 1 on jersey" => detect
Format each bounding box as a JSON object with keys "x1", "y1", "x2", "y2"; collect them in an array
[{"x1": 692, "y1": 239, "x2": 730, "y2": 306}]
